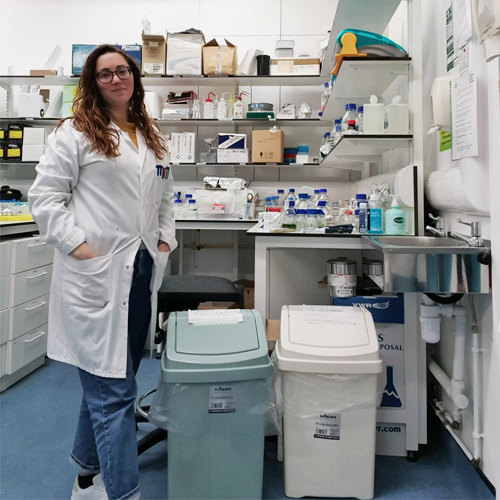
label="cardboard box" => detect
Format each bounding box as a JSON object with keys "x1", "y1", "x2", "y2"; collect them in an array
[
  {"x1": 6, "y1": 143, "x2": 22, "y2": 161},
  {"x1": 203, "y1": 38, "x2": 237, "y2": 76},
  {"x1": 23, "y1": 128, "x2": 45, "y2": 145},
  {"x1": 332, "y1": 293, "x2": 404, "y2": 324},
  {"x1": 252, "y1": 129, "x2": 284, "y2": 163},
  {"x1": 266, "y1": 319, "x2": 280, "y2": 351},
  {"x1": 142, "y1": 33, "x2": 166, "y2": 75},
  {"x1": 181, "y1": 132, "x2": 196, "y2": 163},
  {"x1": 217, "y1": 133, "x2": 247, "y2": 149},
  {"x1": 144, "y1": 91, "x2": 163, "y2": 119},
  {"x1": 8, "y1": 124, "x2": 24, "y2": 141},
  {"x1": 270, "y1": 58, "x2": 321, "y2": 76},
  {"x1": 22, "y1": 144, "x2": 45, "y2": 162},
  {"x1": 167, "y1": 32, "x2": 204, "y2": 76},
  {"x1": 18, "y1": 93, "x2": 44, "y2": 118},
  {"x1": 234, "y1": 279, "x2": 255, "y2": 309},
  {"x1": 63, "y1": 85, "x2": 78, "y2": 103},
  {"x1": 217, "y1": 148, "x2": 248, "y2": 164},
  {"x1": 30, "y1": 70, "x2": 57, "y2": 76},
  {"x1": 123, "y1": 44, "x2": 142, "y2": 70},
  {"x1": 72, "y1": 45, "x2": 98, "y2": 76}
]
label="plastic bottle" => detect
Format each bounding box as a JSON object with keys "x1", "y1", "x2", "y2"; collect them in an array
[
  {"x1": 316, "y1": 201, "x2": 327, "y2": 228},
  {"x1": 296, "y1": 209, "x2": 307, "y2": 232},
  {"x1": 344, "y1": 120, "x2": 357, "y2": 135},
  {"x1": 234, "y1": 91, "x2": 249, "y2": 119},
  {"x1": 384, "y1": 95, "x2": 409, "y2": 135},
  {"x1": 320, "y1": 82, "x2": 331, "y2": 112},
  {"x1": 385, "y1": 195, "x2": 406, "y2": 235},
  {"x1": 204, "y1": 92, "x2": 215, "y2": 119},
  {"x1": 355, "y1": 193, "x2": 367, "y2": 209},
  {"x1": 306, "y1": 208, "x2": 318, "y2": 230},
  {"x1": 227, "y1": 94, "x2": 235, "y2": 120},
  {"x1": 358, "y1": 202, "x2": 368, "y2": 233},
  {"x1": 184, "y1": 194, "x2": 193, "y2": 214},
  {"x1": 332, "y1": 125, "x2": 343, "y2": 146},
  {"x1": 341, "y1": 103, "x2": 358, "y2": 132},
  {"x1": 318, "y1": 188, "x2": 330, "y2": 205},
  {"x1": 265, "y1": 197, "x2": 272, "y2": 212},
  {"x1": 277, "y1": 189, "x2": 285, "y2": 207},
  {"x1": 368, "y1": 187, "x2": 384, "y2": 234},
  {"x1": 187, "y1": 199, "x2": 197, "y2": 220},
  {"x1": 353, "y1": 209, "x2": 360, "y2": 233},
  {"x1": 320, "y1": 132, "x2": 331, "y2": 159},
  {"x1": 363, "y1": 95, "x2": 385, "y2": 134},
  {"x1": 313, "y1": 189, "x2": 321, "y2": 203},
  {"x1": 297, "y1": 193, "x2": 309, "y2": 211},
  {"x1": 217, "y1": 93, "x2": 229, "y2": 120},
  {"x1": 283, "y1": 188, "x2": 297, "y2": 210},
  {"x1": 213, "y1": 94, "x2": 219, "y2": 118},
  {"x1": 174, "y1": 199, "x2": 184, "y2": 219},
  {"x1": 357, "y1": 106, "x2": 364, "y2": 134},
  {"x1": 282, "y1": 201, "x2": 297, "y2": 232}
]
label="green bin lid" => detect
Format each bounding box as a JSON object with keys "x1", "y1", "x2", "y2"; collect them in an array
[{"x1": 162, "y1": 309, "x2": 272, "y2": 383}]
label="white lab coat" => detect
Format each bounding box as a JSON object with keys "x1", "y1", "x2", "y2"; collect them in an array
[{"x1": 28, "y1": 120, "x2": 177, "y2": 378}]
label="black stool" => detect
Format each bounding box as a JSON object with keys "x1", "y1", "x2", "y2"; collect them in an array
[{"x1": 136, "y1": 275, "x2": 244, "y2": 456}]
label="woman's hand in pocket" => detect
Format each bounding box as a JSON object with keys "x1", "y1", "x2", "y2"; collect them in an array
[
  {"x1": 70, "y1": 242, "x2": 97, "y2": 260},
  {"x1": 158, "y1": 242, "x2": 171, "y2": 253}
]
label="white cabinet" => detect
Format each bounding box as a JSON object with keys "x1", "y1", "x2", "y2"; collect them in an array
[
  {"x1": 0, "y1": 310, "x2": 9, "y2": 378},
  {"x1": 10, "y1": 265, "x2": 53, "y2": 307},
  {"x1": 9, "y1": 294, "x2": 49, "y2": 341},
  {"x1": 0, "y1": 276, "x2": 9, "y2": 311},
  {"x1": 10, "y1": 236, "x2": 54, "y2": 274},
  {"x1": 6, "y1": 324, "x2": 48, "y2": 375},
  {"x1": 0, "y1": 241, "x2": 11, "y2": 277}
]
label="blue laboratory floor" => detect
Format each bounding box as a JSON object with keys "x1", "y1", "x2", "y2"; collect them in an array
[{"x1": 0, "y1": 355, "x2": 495, "y2": 500}]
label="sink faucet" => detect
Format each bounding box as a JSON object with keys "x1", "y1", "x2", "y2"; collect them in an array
[
  {"x1": 426, "y1": 213, "x2": 446, "y2": 237},
  {"x1": 449, "y1": 218, "x2": 484, "y2": 247}
]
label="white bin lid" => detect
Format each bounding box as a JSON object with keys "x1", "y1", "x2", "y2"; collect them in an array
[{"x1": 276, "y1": 305, "x2": 383, "y2": 374}]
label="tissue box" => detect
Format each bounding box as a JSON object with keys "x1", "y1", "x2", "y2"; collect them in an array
[
  {"x1": 142, "y1": 33, "x2": 166, "y2": 75},
  {"x1": 167, "y1": 32, "x2": 204, "y2": 76},
  {"x1": 270, "y1": 58, "x2": 320, "y2": 75},
  {"x1": 217, "y1": 149, "x2": 249, "y2": 163},
  {"x1": 123, "y1": 44, "x2": 142, "y2": 70},
  {"x1": 22, "y1": 145, "x2": 45, "y2": 162},
  {"x1": 72, "y1": 45, "x2": 99, "y2": 76},
  {"x1": 252, "y1": 129, "x2": 284, "y2": 163},
  {"x1": 203, "y1": 38, "x2": 237, "y2": 76},
  {"x1": 23, "y1": 128, "x2": 45, "y2": 145},
  {"x1": 217, "y1": 133, "x2": 247, "y2": 149},
  {"x1": 144, "y1": 91, "x2": 163, "y2": 119}
]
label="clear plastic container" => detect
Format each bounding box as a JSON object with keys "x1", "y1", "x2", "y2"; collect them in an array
[
  {"x1": 306, "y1": 208, "x2": 318, "y2": 230},
  {"x1": 330, "y1": 201, "x2": 341, "y2": 221},
  {"x1": 296, "y1": 194, "x2": 309, "y2": 211},
  {"x1": 282, "y1": 201, "x2": 297, "y2": 232},
  {"x1": 320, "y1": 133, "x2": 331, "y2": 159},
  {"x1": 313, "y1": 190, "x2": 321, "y2": 203},
  {"x1": 278, "y1": 189, "x2": 286, "y2": 207},
  {"x1": 174, "y1": 199, "x2": 184, "y2": 219},
  {"x1": 296, "y1": 209, "x2": 307, "y2": 233},
  {"x1": 341, "y1": 103, "x2": 358, "y2": 132},
  {"x1": 344, "y1": 120, "x2": 357, "y2": 135},
  {"x1": 332, "y1": 125, "x2": 343, "y2": 147},
  {"x1": 316, "y1": 201, "x2": 327, "y2": 228},
  {"x1": 184, "y1": 194, "x2": 193, "y2": 213},
  {"x1": 186, "y1": 199, "x2": 197, "y2": 220}
]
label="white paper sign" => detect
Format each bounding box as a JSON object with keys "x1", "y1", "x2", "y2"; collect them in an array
[
  {"x1": 314, "y1": 413, "x2": 341, "y2": 440},
  {"x1": 302, "y1": 306, "x2": 358, "y2": 325},
  {"x1": 209, "y1": 385, "x2": 236, "y2": 413},
  {"x1": 188, "y1": 309, "x2": 243, "y2": 326},
  {"x1": 451, "y1": 70, "x2": 478, "y2": 160}
]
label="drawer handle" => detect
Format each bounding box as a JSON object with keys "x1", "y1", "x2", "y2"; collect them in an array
[
  {"x1": 28, "y1": 242, "x2": 47, "y2": 248},
  {"x1": 27, "y1": 271, "x2": 47, "y2": 280},
  {"x1": 25, "y1": 301, "x2": 46, "y2": 312},
  {"x1": 25, "y1": 332, "x2": 46, "y2": 343}
]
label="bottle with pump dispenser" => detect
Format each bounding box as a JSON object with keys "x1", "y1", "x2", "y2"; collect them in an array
[
  {"x1": 385, "y1": 195, "x2": 406, "y2": 235},
  {"x1": 363, "y1": 95, "x2": 385, "y2": 134},
  {"x1": 368, "y1": 187, "x2": 384, "y2": 234}
]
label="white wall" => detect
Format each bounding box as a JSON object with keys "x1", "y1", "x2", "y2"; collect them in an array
[{"x1": 421, "y1": 0, "x2": 498, "y2": 489}]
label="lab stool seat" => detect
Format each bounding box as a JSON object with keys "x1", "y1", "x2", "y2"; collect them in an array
[{"x1": 136, "y1": 274, "x2": 244, "y2": 457}]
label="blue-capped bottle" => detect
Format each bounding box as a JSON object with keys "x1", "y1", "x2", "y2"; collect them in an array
[
  {"x1": 317, "y1": 201, "x2": 327, "y2": 228},
  {"x1": 295, "y1": 209, "x2": 307, "y2": 233},
  {"x1": 282, "y1": 201, "x2": 296, "y2": 232},
  {"x1": 306, "y1": 208, "x2": 318, "y2": 230}
]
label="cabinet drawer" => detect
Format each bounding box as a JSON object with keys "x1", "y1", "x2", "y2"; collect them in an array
[
  {"x1": 10, "y1": 265, "x2": 53, "y2": 307},
  {"x1": 11, "y1": 236, "x2": 54, "y2": 274},
  {"x1": 0, "y1": 309, "x2": 9, "y2": 345},
  {"x1": 6, "y1": 324, "x2": 48, "y2": 375},
  {"x1": 0, "y1": 342, "x2": 6, "y2": 379},
  {"x1": 0, "y1": 276, "x2": 9, "y2": 311},
  {"x1": 0, "y1": 241, "x2": 11, "y2": 277},
  {"x1": 9, "y1": 294, "x2": 49, "y2": 341}
]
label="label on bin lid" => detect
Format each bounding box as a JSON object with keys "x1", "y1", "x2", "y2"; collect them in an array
[
  {"x1": 188, "y1": 309, "x2": 243, "y2": 326},
  {"x1": 302, "y1": 305, "x2": 358, "y2": 325}
]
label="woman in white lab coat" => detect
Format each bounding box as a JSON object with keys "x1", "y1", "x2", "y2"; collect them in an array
[{"x1": 29, "y1": 45, "x2": 177, "y2": 500}]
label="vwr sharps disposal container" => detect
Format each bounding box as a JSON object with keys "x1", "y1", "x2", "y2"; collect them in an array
[
  {"x1": 276, "y1": 305, "x2": 383, "y2": 500},
  {"x1": 148, "y1": 309, "x2": 274, "y2": 500}
]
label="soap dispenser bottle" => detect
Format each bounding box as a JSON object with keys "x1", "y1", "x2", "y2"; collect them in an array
[
  {"x1": 385, "y1": 195, "x2": 406, "y2": 235},
  {"x1": 367, "y1": 186, "x2": 384, "y2": 234}
]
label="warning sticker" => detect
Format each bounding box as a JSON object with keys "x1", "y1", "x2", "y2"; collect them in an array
[
  {"x1": 314, "y1": 414, "x2": 341, "y2": 440},
  {"x1": 209, "y1": 385, "x2": 236, "y2": 414}
]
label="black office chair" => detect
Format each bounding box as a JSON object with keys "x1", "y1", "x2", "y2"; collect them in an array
[{"x1": 136, "y1": 275, "x2": 244, "y2": 456}]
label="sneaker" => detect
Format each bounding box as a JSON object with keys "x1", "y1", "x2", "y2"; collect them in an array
[{"x1": 71, "y1": 473, "x2": 108, "y2": 500}]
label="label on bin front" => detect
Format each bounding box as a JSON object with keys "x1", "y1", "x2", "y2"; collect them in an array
[
  {"x1": 314, "y1": 413, "x2": 341, "y2": 440},
  {"x1": 209, "y1": 385, "x2": 236, "y2": 414}
]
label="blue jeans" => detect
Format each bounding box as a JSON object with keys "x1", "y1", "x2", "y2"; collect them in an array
[{"x1": 70, "y1": 249, "x2": 153, "y2": 500}]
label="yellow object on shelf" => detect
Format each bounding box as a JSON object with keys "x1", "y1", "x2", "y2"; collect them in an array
[
  {"x1": 331, "y1": 32, "x2": 367, "y2": 76},
  {"x1": 0, "y1": 214, "x2": 33, "y2": 221}
]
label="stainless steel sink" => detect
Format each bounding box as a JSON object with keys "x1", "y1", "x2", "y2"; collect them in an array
[{"x1": 362, "y1": 236, "x2": 491, "y2": 293}]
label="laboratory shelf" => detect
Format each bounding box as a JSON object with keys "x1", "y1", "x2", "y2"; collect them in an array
[
  {"x1": 319, "y1": 135, "x2": 413, "y2": 164},
  {"x1": 0, "y1": 74, "x2": 325, "y2": 88},
  {"x1": 321, "y1": 58, "x2": 411, "y2": 121},
  {"x1": 321, "y1": 0, "x2": 405, "y2": 76},
  {"x1": 170, "y1": 162, "x2": 356, "y2": 169}
]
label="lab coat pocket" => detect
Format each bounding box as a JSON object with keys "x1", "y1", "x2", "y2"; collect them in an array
[{"x1": 61, "y1": 254, "x2": 112, "y2": 309}]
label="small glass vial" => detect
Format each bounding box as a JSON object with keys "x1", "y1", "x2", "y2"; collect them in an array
[
  {"x1": 306, "y1": 208, "x2": 318, "y2": 230},
  {"x1": 296, "y1": 209, "x2": 307, "y2": 233}
]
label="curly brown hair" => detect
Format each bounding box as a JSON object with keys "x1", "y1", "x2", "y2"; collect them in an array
[{"x1": 60, "y1": 44, "x2": 167, "y2": 159}]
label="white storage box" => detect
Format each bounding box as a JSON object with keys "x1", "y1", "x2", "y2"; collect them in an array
[
  {"x1": 276, "y1": 305, "x2": 383, "y2": 500},
  {"x1": 217, "y1": 149, "x2": 248, "y2": 164},
  {"x1": 22, "y1": 145, "x2": 45, "y2": 162},
  {"x1": 23, "y1": 128, "x2": 46, "y2": 145},
  {"x1": 167, "y1": 32, "x2": 204, "y2": 76}
]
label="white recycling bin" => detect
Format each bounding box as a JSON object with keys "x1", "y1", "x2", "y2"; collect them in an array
[{"x1": 276, "y1": 305, "x2": 383, "y2": 500}]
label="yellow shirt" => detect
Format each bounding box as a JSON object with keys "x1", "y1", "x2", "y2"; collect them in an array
[{"x1": 114, "y1": 118, "x2": 138, "y2": 148}]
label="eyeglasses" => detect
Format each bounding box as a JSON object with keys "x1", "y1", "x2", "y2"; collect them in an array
[{"x1": 95, "y1": 66, "x2": 132, "y2": 84}]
